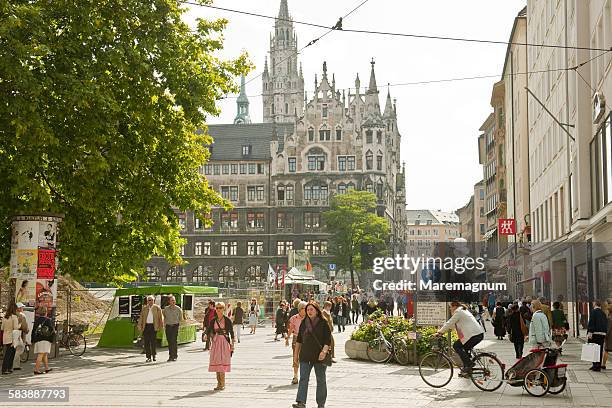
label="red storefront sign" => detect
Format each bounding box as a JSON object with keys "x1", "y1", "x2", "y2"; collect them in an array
[
  {"x1": 37, "y1": 249, "x2": 56, "y2": 279},
  {"x1": 498, "y1": 218, "x2": 516, "y2": 235}
]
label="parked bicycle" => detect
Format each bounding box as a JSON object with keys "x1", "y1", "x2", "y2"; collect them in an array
[
  {"x1": 366, "y1": 323, "x2": 412, "y2": 365},
  {"x1": 56, "y1": 322, "x2": 88, "y2": 357},
  {"x1": 419, "y1": 336, "x2": 504, "y2": 391}
]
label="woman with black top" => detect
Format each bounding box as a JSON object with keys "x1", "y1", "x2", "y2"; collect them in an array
[
  {"x1": 292, "y1": 303, "x2": 332, "y2": 408},
  {"x1": 207, "y1": 302, "x2": 235, "y2": 391},
  {"x1": 232, "y1": 301, "x2": 244, "y2": 343},
  {"x1": 507, "y1": 304, "x2": 527, "y2": 359},
  {"x1": 275, "y1": 301, "x2": 288, "y2": 341},
  {"x1": 492, "y1": 302, "x2": 507, "y2": 340},
  {"x1": 31, "y1": 306, "x2": 55, "y2": 375}
]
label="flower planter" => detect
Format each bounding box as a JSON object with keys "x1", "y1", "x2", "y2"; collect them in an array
[{"x1": 344, "y1": 339, "x2": 369, "y2": 361}]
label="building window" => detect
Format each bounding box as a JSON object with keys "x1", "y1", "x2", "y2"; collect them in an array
[
  {"x1": 246, "y1": 265, "x2": 263, "y2": 282},
  {"x1": 376, "y1": 131, "x2": 383, "y2": 144},
  {"x1": 203, "y1": 164, "x2": 212, "y2": 175},
  {"x1": 229, "y1": 241, "x2": 237, "y2": 255},
  {"x1": 304, "y1": 212, "x2": 321, "y2": 229},
  {"x1": 288, "y1": 157, "x2": 296, "y2": 172},
  {"x1": 194, "y1": 217, "x2": 203, "y2": 230},
  {"x1": 194, "y1": 242, "x2": 202, "y2": 256},
  {"x1": 308, "y1": 127, "x2": 315, "y2": 141},
  {"x1": 336, "y1": 128, "x2": 342, "y2": 141},
  {"x1": 590, "y1": 114, "x2": 611, "y2": 213},
  {"x1": 178, "y1": 215, "x2": 186, "y2": 230},
  {"x1": 338, "y1": 156, "x2": 346, "y2": 171},
  {"x1": 167, "y1": 266, "x2": 187, "y2": 282},
  {"x1": 192, "y1": 266, "x2": 213, "y2": 282},
  {"x1": 257, "y1": 163, "x2": 265, "y2": 174},
  {"x1": 202, "y1": 241, "x2": 211, "y2": 255},
  {"x1": 218, "y1": 265, "x2": 237, "y2": 283},
  {"x1": 221, "y1": 212, "x2": 238, "y2": 229},
  {"x1": 366, "y1": 151, "x2": 373, "y2": 170},
  {"x1": 247, "y1": 212, "x2": 265, "y2": 229},
  {"x1": 366, "y1": 130, "x2": 373, "y2": 143},
  {"x1": 322, "y1": 104, "x2": 328, "y2": 118},
  {"x1": 231, "y1": 164, "x2": 238, "y2": 174},
  {"x1": 307, "y1": 155, "x2": 325, "y2": 171},
  {"x1": 240, "y1": 163, "x2": 247, "y2": 174},
  {"x1": 277, "y1": 241, "x2": 293, "y2": 255},
  {"x1": 304, "y1": 240, "x2": 328, "y2": 255},
  {"x1": 338, "y1": 184, "x2": 347, "y2": 195},
  {"x1": 365, "y1": 182, "x2": 373, "y2": 193},
  {"x1": 247, "y1": 241, "x2": 264, "y2": 256},
  {"x1": 179, "y1": 245, "x2": 185, "y2": 256},
  {"x1": 319, "y1": 129, "x2": 331, "y2": 141},
  {"x1": 222, "y1": 164, "x2": 230, "y2": 174},
  {"x1": 347, "y1": 156, "x2": 355, "y2": 170},
  {"x1": 277, "y1": 184, "x2": 294, "y2": 201},
  {"x1": 304, "y1": 184, "x2": 328, "y2": 200},
  {"x1": 220, "y1": 186, "x2": 238, "y2": 201},
  {"x1": 247, "y1": 185, "x2": 265, "y2": 201},
  {"x1": 376, "y1": 153, "x2": 383, "y2": 170},
  {"x1": 213, "y1": 165, "x2": 220, "y2": 175},
  {"x1": 248, "y1": 164, "x2": 256, "y2": 174},
  {"x1": 277, "y1": 212, "x2": 294, "y2": 229}
]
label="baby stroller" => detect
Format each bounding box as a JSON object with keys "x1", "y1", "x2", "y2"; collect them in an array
[{"x1": 504, "y1": 346, "x2": 568, "y2": 397}]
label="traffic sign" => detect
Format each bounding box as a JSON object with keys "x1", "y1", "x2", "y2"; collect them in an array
[{"x1": 328, "y1": 263, "x2": 336, "y2": 271}]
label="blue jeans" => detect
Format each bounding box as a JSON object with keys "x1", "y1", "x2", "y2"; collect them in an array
[{"x1": 296, "y1": 361, "x2": 327, "y2": 406}]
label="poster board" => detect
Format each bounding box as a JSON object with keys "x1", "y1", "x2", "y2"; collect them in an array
[{"x1": 416, "y1": 301, "x2": 448, "y2": 326}]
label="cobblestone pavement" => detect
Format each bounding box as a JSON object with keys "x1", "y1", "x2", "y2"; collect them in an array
[{"x1": 1, "y1": 320, "x2": 611, "y2": 407}]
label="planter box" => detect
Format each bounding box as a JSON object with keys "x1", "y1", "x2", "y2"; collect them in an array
[{"x1": 345, "y1": 339, "x2": 369, "y2": 360}]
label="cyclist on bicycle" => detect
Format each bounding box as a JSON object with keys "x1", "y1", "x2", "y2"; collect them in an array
[{"x1": 434, "y1": 301, "x2": 485, "y2": 376}]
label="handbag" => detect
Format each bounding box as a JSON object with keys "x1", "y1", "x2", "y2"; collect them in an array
[
  {"x1": 581, "y1": 343, "x2": 601, "y2": 362},
  {"x1": 519, "y1": 314, "x2": 528, "y2": 337},
  {"x1": 310, "y1": 330, "x2": 332, "y2": 366}
]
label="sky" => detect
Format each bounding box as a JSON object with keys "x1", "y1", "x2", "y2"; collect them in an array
[{"x1": 184, "y1": 0, "x2": 527, "y2": 212}]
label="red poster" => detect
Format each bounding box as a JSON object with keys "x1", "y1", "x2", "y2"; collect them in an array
[
  {"x1": 37, "y1": 249, "x2": 56, "y2": 279},
  {"x1": 498, "y1": 218, "x2": 516, "y2": 235}
]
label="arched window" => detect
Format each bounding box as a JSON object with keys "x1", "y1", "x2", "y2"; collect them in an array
[
  {"x1": 308, "y1": 127, "x2": 315, "y2": 142},
  {"x1": 218, "y1": 265, "x2": 237, "y2": 283},
  {"x1": 144, "y1": 266, "x2": 160, "y2": 282},
  {"x1": 346, "y1": 182, "x2": 355, "y2": 191},
  {"x1": 366, "y1": 150, "x2": 373, "y2": 170},
  {"x1": 337, "y1": 183, "x2": 347, "y2": 195},
  {"x1": 166, "y1": 266, "x2": 187, "y2": 282},
  {"x1": 335, "y1": 126, "x2": 342, "y2": 141},
  {"x1": 377, "y1": 151, "x2": 383, "y2": 171},
  {"x1": 319, "y1": 125, "x2": 330, "y2": 141},
  {"x1": 192, "y1": 266, "x2": 213, "y2": 282},
  {"x1": 246, "y1": 265, "x2": 263, "y2": 283},
  {"x1": 307, "y1": 148, "x2": 326, "y2": 171}
]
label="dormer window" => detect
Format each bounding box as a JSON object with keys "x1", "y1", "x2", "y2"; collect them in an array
[{"x1": 242, "y1": 145, "x2": 252, "y2": 156}]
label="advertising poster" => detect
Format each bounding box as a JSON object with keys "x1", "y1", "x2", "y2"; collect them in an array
[
  {"x1": 14, "y1": 221, "x2": 40, "y2": 250},
  {"x1": 36, "y1": 279, "x2": 58, "y2": 311},
  {"x1": 37, "y1": 249, "x2": 56, "y2": 279},
  {"x1": 11, "y1": 249, "x2": 38, "y2": 279},
  {"x1": 15, "y1": 278, "x2": 36, "y2": 307},
  {"x1": 38, "y1": 221, "x2": 57, "y2": 248}
]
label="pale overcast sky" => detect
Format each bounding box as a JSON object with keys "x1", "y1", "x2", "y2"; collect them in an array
[{"x1": 184, "y1": 0, "x2": 526, "y2": 212}]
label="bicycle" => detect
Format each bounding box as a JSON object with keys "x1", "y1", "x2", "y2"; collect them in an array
[
  {"x1": 366, "y1": 324, "x2": 412, "y2": 365},
  {"x1": 56, "y1": 323, "x2": 88, "y2": 357},
  {"x1": 419, "y1": 336, "x2": 504, "y2": 391}
]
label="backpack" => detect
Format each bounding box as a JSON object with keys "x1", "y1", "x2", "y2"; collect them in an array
[{"x1": 35, "y1": 322, "x2": 53, "y2": 338}]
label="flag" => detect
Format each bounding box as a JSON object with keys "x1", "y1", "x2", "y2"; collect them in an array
[
  {"x1": 267, "y1": 263, "x2": 276, "y2": 283},
  {"x1": 282, "y1": 263, "x2": 286, "y2": 287},
  {"x1": 306, "y1": 260, "x2": 312, "y2": 272}
]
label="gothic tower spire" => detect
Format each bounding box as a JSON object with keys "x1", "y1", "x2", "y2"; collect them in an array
[{"x1": 234, "y1": 75, "x2": 251, "y2": 124}]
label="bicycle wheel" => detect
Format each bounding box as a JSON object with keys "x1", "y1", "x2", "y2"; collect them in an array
[
  {"x1": 367, "y1": 338, "x2": 392, "y2": 363},
  {"x1": 68, "y1": 333, "x2": 86, "y2": 356},
  {"x1": 547, "y1": 378, "x2": 566, "y2": 395},
  {"x1": 470, "y1": 352, "x2": 504, "y2": 392},
  {"x1": 419, "y1": 352, "x2": 453, "y2": 388},
  {"x1": 393, "y1": 339, "x2": 411, "y2": 365},
  {"x1": 523, "y1": 368, "x2": 550, "y2": 397},
  {"x1": 20, "y1": 346, "x2": 29, "y2": 363}
]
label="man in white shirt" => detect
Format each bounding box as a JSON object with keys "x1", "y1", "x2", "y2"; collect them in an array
[{"x1": 138, "y1": 296, "x2": 163, "y2": 362}]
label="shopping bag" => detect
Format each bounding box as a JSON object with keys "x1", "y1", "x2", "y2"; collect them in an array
[{"x1": 581, "y1": 343, "x2": 601, "y2": 362}]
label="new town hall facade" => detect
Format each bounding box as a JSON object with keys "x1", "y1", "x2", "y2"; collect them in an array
[{"x1": 144, "y1": 0, "x2": 407, "y2": 286}]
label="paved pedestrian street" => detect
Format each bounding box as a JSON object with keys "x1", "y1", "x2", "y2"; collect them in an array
[{"x1": 2, "y1": 323, "x2": 612, "y2": 408}]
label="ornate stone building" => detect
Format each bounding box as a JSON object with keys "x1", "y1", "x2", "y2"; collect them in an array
[{"x1": 144, "y1": 0, "x2": 406, "y2": 285}]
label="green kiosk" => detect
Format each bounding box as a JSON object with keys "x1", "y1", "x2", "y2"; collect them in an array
[{"x1": 98, "y1": 285, "x2": 218, "y2": 348}]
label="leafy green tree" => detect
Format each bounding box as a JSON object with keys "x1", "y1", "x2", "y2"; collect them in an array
[
  {"x1": 323, "y1": 190, "x2": 389, "y2": 288},
  {"x1": 0, "y1": 0, "x2": 250, "y2": 282}
]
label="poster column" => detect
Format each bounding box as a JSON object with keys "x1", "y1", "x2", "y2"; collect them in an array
[{"x1": 10, "y1": 214, "x2": 63, "y2": 322}]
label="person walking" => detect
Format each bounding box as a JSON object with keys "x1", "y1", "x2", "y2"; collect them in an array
[
  {"x1": 334, "y1": 299, "x2": 345, "y2": 333},
  {"x1": 275, "y1": 301, "x2": 288, "y2": 341},
  {"x1": 233, "y1": 301, "x2": 244, "y2": 344},
  {"x1": 31, "y1": 306, "x2": 54, "y2": 375},
  {"x1": 551, "y1": 301, "x2": 568, "y2": 347},
  {"x1": 601, "y1": 300, "x2": 612, "y2": 370},
  {"x1": 1, "y1": 302, "x2": 20, "y2": 375},
  {"x1": 492, "y1": 302, "x2": 506, "y2": 340},
  {"x1": 137, "y1": 295, "x2": 163, "y2": 362},
  {"x1": 322, "y1": 301, "x2": 336, "y2": 363},
  {"x1": 289, "y1": 299, "x2": 301, "y2": 319},
  {"x1": 287, "y1": 301, "x2": 307, "y2": 384},
  {"x1": 163, "y1": 295, "x2": 184, "y2": 361},
  {"x1": 12, "y1": 302, "x2": 29, "y2": 371},
  {"x1": 207, "y1": 302, "x2": 234, "y2": 391},
  {"x1": 586, "y1": 300, "x2": 608, "y2": 372},
  {"x1": 507, "y1": 304, "x2": 528, "y2": 359},
  {"x1": 203, "y1": 299, "x2": 216, "y2": 351},
  {"x1": 351, "y1": 295, "x2": 359, "y2": 325},
  {"x1": 292, "y1": 303, "x2": 332, "y2": 408},
  {"x1": 248, "y1": 298, "x2": 260, "y2": 335},
  {"x1": 528, "y1": 300, "x2": 552, "y2": 348},
  {"x1": 519, "y1": 297, "x2": 533, "y2": 327}
]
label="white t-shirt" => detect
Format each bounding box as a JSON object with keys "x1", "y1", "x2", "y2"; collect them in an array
[{"x1": 146, "y1": 308, "x2": 154, "y2": 324}]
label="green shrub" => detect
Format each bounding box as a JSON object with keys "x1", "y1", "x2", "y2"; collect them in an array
[{"x1": 350, "y1": 309, "x2": 457, "y2": 356}]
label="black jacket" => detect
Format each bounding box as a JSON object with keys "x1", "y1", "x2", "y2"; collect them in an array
[
  {"x1": 297, "y1": 317, "x2": 332, "y2": 364},
  {"x1": 206, "y1": 316, "x2": 235, "y2": 342},
  {"x1": 588, "y1": 307, "x2": 608, "y2": 333},
  {"x1": 31, "y1": 316, "x2": 55, "y2": 344}
]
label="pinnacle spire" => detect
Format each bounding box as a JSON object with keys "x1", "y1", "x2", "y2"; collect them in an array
[
  {"x1": 383, "y1": 84, "x2": 394, "y2": 117},
  {"x1": 278, "y1": 0, "x2": 289, "y2": 20},
  {"x1": 367, "y1": 58, "x2": 378, "y2": 93}
]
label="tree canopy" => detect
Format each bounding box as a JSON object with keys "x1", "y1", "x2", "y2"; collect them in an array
[
  {"x1": 323, "y1": 190, "x2": 389, "y2": 287},
  {"x1": 0, "y1": 0, "x2": 250, "y2": 282}
]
